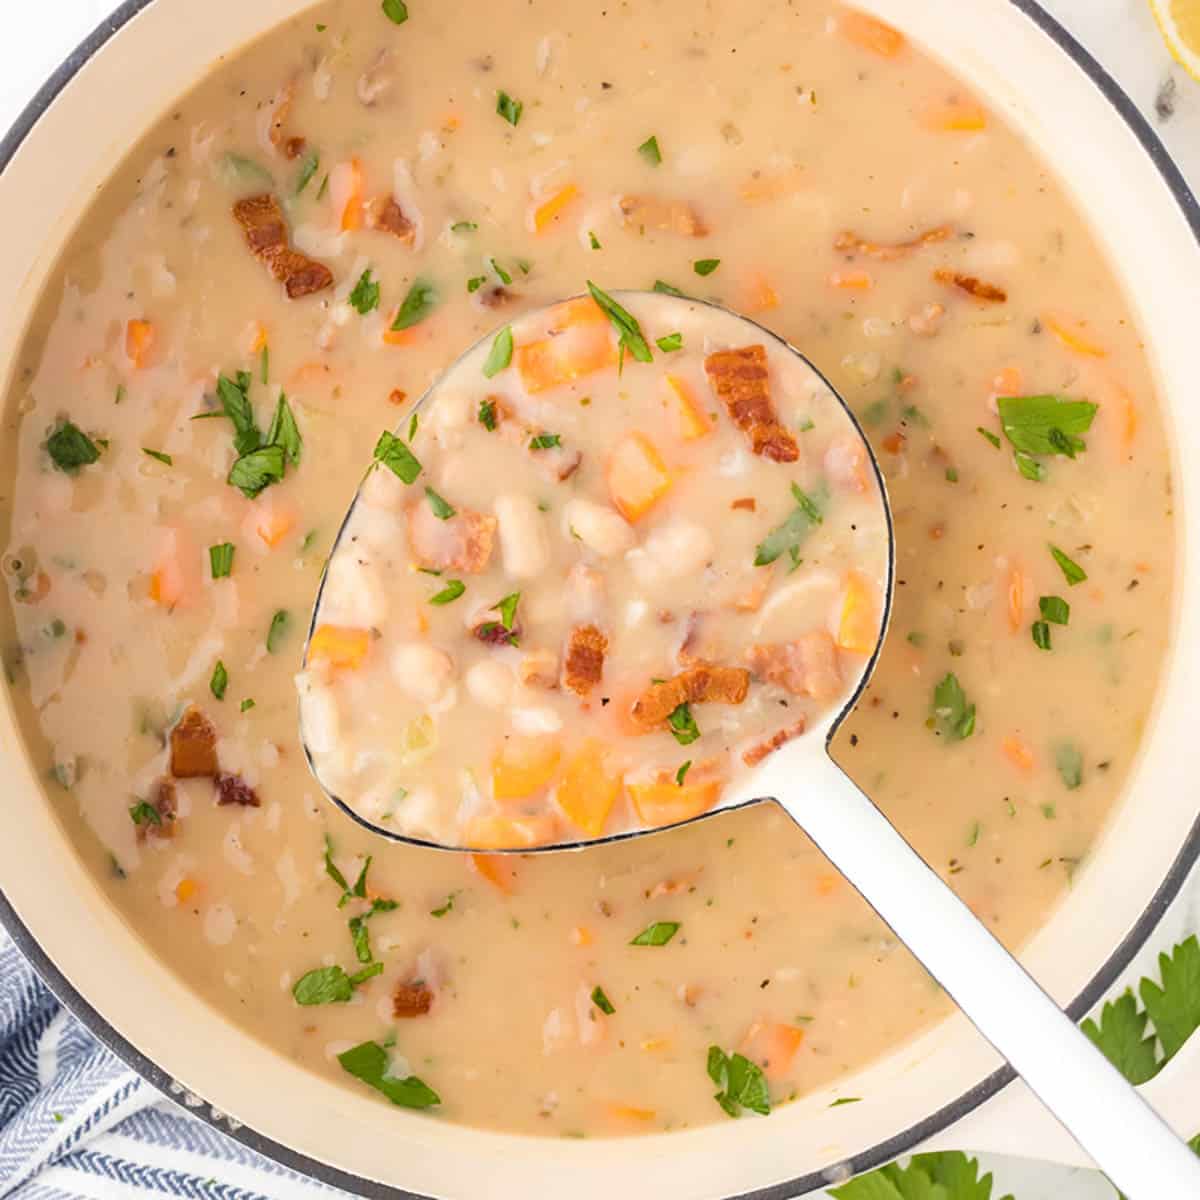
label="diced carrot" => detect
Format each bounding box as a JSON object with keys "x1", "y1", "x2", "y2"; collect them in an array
[
  {"x1": 245, "y1": 321, "x2": 269, "y2": 355},
  {"x1": 331, "y1": 158, "x2": 365, "y2": 231},
  {"x1": 242, "y1": 494, "x2": 296, "y2": 548},
  {"x1": 469, "y1": 852, "x2": 518, "y2": 894},
  {"x1": 149, "y1": 528, "x2": 198, "y2": 609},
  {"x1": 308, "y1": 624, "x2": 371, "y2": 670},
  {"x1": 1001, "y1": 735, "x2": 1035, "y2": 774},
  {"x1": 738, "y1": 166, "x2": 806, "y2": 204},
  {"x1": 829, "y1": 269, "x2": 873, "y2": 290},
  {"x1": 640, "y1": 1036, "x2": 671, "y2": 1052},
  {"x1": 556, "y1": 741, "x2": 622, "y2": 838},
  {"x1": 514, "y1": 330, "x2": 616, "y2": 393},
  {"x1": 836, "y1": 571, "x2": 877, "y2": 654},
  {"x1": 921, "y1": 98, "x2": 988, "y2": 132},
  {"x1": 547, "y1": 296, "x2": 608, "y2": 331},
  {"x1": 383, "y1": 318, "x2": 436, "y2": 349},
  {"x1": 606, "y1": 433, "x2": 673, "y2": 523},
  {"x1": 629, "y1": 775, "x2": 723, "y2": 828},
  {"x1": 739, "y1": 1021, "x2": 805, "y2": 1080},
  {"x1": 989, "y1": 366, "x2": 1024, "y2": 399},
  {"x1": 882, "y1": 431, "x2": 907, "y2": 454},
  {"x1": 605, "y1": 1103, "x2": 657, "y2": 1124},
  {"x1": 1043, "y1": 314, "x2": 1106, "y2": 358},
  {"x1": 125, "y1": 319, "x2": 156, "y2": 369},
  {"x1": 839, "y1": 10, "x2": 907, "y2": 57},
  {"x1": 492, "y1": 736, "x2": 562, "y2": 803},
  {"x1": 175, "y1": 877, "x2": 200, "y2": 903},
  {"x1": 814, "y1": 873, "x2": 840, "y2": 897},
  {"x1": 529, "y1": 184, "x2": 581, "y2": 234},
  {"x1": 742, "y1": 274, "x2": 780, "y2": 314},
  {"x1": 570, "y1": 925, "x2": 593, "y2": 947},
  {"x1": 463, "y1": 812, "x2": 560, "y2": 850},
  {"x1": 664, "y1": 375, "x2": 712, "y2": 441},
  {"x1": 1006, "y1": 566, "x2": 1025, "y2": 633},
  {"x1": 442, "y1": 111, "x2": 462, "y2": 132}
]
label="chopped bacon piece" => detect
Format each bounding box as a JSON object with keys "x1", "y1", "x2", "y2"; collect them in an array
[
  {"x1": 137, "y1": 778, "x2": 178, "y2": 843},
  {"x1": 473, "y1": 618, "x2": 519, "y2": 647},
  {"x1": 284, "y1": 136, "x2": 306, "y2": 160},
  {"x1": 216, "y1": 772, "x2": 260, "y2": 808},
  {"x1": 833, "y1": 225, "x2": 952, "y2": 261},
  {"x1": 745, "y1": 631, "x2": 842, "y2": 701},
  {"x1": 704, "y1": 345, "x2": 799, "y2": 463},
  {"x1": 631, "y1": 665, "x2": 751, "y2": 728},
  {"x1": 617, "y1": 195, "x2": 708, "y2": 237},
  {"x1": 731, "y1": 497, "x2": 757, "y2": 512},
  {"x1": 742, "y1": 719, "x2": 808, "y2": 766},
  {"x1": 388, "y1": 389, "x2": 408, "y2": 406},
  {"x1": 365, "y1": 195, "x2": 416, "y2": 243},
  {"x1": 562, "y1": 624, "x2": 608, "y2": 697},
  {"x1": 477, "y1": 285, "x2": 514, "y2": 309},
  {"x1": 232, "y1": 194, "x2": 334, "y2": 299},
  {"x1": 170, "y1": 707, "x2": 218, "y2": 778},
  {"x1": 519, "y1": 648, "x2": 560, "y2": 689},
  {"x1": 407, "y1": 502, "x2": 497, "y2": 574},
  {"x1": 393, "y1": 981, "x2": 434, "y2": 1018},
  {"x1": 933, "y1": 269, "x2": 1007, "y2": 303},
  {"x1": 266, "y1": 80, "x2": 296, "y2": 151}
]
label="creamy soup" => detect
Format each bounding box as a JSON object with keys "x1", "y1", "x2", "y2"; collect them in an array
[
  {"x1": 0, "y1": 0, "x2": 1173, "y2": 1136},
  {"x1": 302, "y1": 291, "x2": 889, "y2": 846}
]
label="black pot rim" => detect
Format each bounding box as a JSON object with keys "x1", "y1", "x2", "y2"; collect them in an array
[{"x1": 1, "y1": 3, "x2": 1198, "y2": 1197}]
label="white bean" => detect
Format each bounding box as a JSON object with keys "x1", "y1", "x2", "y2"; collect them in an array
[
  {"x1": 635, "y1": 519, "x2": 714, "y2": 583},
  {"x1": 465, "y1": 659, "x2": 516, "y2": 709},
  {"x1": 296, "y1": 672, "x2": 340, "y2": 755},
  {"x1": 391, "y1": 644, "x2": 456, "y2": 704},
  {"x1": 322, "y1": 554, "x2": 388, "y2": 628},
  {"x1": 511, "y1": 706, "x2": 563, "y2": 735},
  {"x1": 563, "y1": 498, "x2": 634, "y2": 557},
  {"x1": 360, "y1": 463, "x2": 407, "y2": 511},
  {"x1": 495, "y1": 493, "x2": 551, "y2": 579}
]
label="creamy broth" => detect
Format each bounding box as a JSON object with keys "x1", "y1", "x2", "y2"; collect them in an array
[{"x1": 0, "y1": 0, "x2": 1173, "y2": 1136}]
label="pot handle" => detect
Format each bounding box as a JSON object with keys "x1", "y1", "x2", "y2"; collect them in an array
[{"x1": 915, "y1": 1023, "x2": 1200, "y2": 1167}]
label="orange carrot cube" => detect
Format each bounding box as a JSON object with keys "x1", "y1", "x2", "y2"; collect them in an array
[
  {"x1": 308, "y1": 624, "x2": 371, "y2": 671},
  {"x1": 556, "y1": 741, "x2": 622, "y2": 838},
  {"x1": 606, "y1": 433, "x2": 673, "y2": 523}
]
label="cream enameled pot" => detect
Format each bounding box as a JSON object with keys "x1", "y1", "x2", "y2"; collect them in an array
[{"x1": 1, "y1": 1, "x2": 1199, "y2": 1196}]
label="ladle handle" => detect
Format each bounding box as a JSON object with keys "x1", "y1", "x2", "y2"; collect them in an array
[{"x1": 763, "y1": 751, "x2": 1200, "y2": 1196}]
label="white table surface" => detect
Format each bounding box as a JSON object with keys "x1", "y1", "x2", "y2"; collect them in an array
[{"x1": 0, "y1": 3, "x2": 1196, "y2": 1198}]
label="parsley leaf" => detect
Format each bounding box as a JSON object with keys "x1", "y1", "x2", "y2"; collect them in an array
[
  {"x1": 323, "y1": 835, "x2": 351, "y2": 898},
  {"x1": 425, "y1": 487, "x2": 456, "y2": 520},
  {"x1": 931, "y1": 673, "x2": 975, "y2": 741},
  {"x1": 129, "y1": 800, "x2": 162, "y2": 827},
  {"x1": 142, "y1": 448, "x2": 172, "y2": 466},
  {"x1": 293, "y1": 965, "x2": 355, "y2": 1005},
  {"x1": 266, "y1": 609, "x2": 289, "y2": 654},
  {"x1": 496, "y1": 91, "x2": 523, "y2": 125},
  {"x1": 653, "y1": 279, "x2": 685, "y2": 297},
  {"x1": 707, "y1": 1046, "x2": 771, "y2": 1117},
  {"x1": 529, "y1": 433, "x2": 562, "y2": 450},
  {"x1": 1040, "y1": 595, "x2": 1070, "y2": 625},
  {"x1": 1082, "y1": 991, "x2": 1160, "y2": 1085},
  {"x1": 295, "y1": 148, "x2": 320, "y2": 195},
  {"x1": 496, "y1": 592, "x2": 520, "y2": 630},
  {"x1": 829, "y1": 1152, "x2": 1010, "y2": 1200},
  {"x1": 430, "y1": 580, "x2": 465, "y2": 605},
  {"x1": 47, "y1": 422, "x2": 101, "y2": 473},
  {"x1": 589, "y1": 231, "x2": 602, "y2": 250},
  {"x1": 1055, "y1": 742, "x2": 1083, "y2": 789},
  {"x1": 430, "y1": 892, "x2": 458, "y2": 918},
  {"x1": 478, "y1": 399, "x2": 498, "y2": 430},
  {"x1": 374, "y1": 430, "x2": 422, "y2": 484},
  {"x1": 467, "y1": 275, "x2": 486, "y2": 293},
  {"x1": 693, "y1": 258, "x2": 721, "y2": 277},
  {"x1": 656, "y1": 332, "x2": 683, "y2": 353},
  {"x1": 338, "y1": 1041, "x2": 440, "y2": 1109},
  {"x1": 483, "y1": 326, "x2": 514, "y2": 379},
  {"x1": 1140, "y1": 937, "x2": 1200, "y2": 1060},
  {"x1": 977, "y1": 426, "x2": 1002, "y2": 449},
  {"x1": 630, "y1": 921, "x2": 680, "y2": 946},
  {"x1": 391, "y1": 278, "x2": 437, "y2": 331},
  {"x1": 998, "y1": 394, "x2": 1098, "y2": 458},
  {"x1": 451, "y1": 220, "x2": 477, "y2": 233},
  {"x1": 590, "y1": 986, "x2": 615, "y2": 1015},
  {"x1": 381, "y1": 0, "x2": 409, "y2": 24},
  {"x1": 1031, "y1": 621, "x2": 1051, "y2": 651},
  {"x1": 210, "y1": 660, "x2": 228, "y2": 701},
  {"x1": 489, "y1": 258, "x2": 512, "y2": 285},
  {"x1": 754, "y1": 484, "x2": 823, "y2": 567},
  {"x1": 637, "y1": 135, "x2": 662, "y2": 165},
  {"x1": 1014, "y1": 450, "x2": 1045, "y2": 482},
  {"x1": 349, "y1": 268, "x2": 381, "y2": 315},
  {"x1": 667, "y1": 702, "x2": 701, "y2": 746},
  {"x1": 209, "y1": 542, "x2": 234, "y2": 579},
  {"x1": 675, "y1": 760, "x2": 692, "y2": 786},
  {"x1": 228, "y1": 444, "x2": 285, "y2": 498},
  {"x1": 266, "y1": 394, "x2": 302, "y2": 465},
  {"x1": 586, "y1": 281, "x2": 653, "y2": 366},
  {"x1": 218, "y1": 372, "x2": 261, "y2": 456},
  {"x1": 1049, "y1": 544, "x2": 1087, "y2": 586}
]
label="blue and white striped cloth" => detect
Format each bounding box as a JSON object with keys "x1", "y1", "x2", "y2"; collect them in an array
[{"x1": 0, "y1": 931, "x2": 340, "y2": 1200}]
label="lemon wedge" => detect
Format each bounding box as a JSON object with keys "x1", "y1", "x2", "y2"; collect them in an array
[{"x1": 1150, "y1": 0, "x2": 1200, "y2": 82}]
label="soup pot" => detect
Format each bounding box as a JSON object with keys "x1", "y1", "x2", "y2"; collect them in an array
[{"x1": 2, "y1": 1, "x2": 1199, "y2": 1196}]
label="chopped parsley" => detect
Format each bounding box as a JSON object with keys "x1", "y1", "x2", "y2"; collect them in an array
[
  {"x1": 338, "y1": 1041, "x2": 440, "y2": 1109},
  {"x1": 467, "y1": 275, "x2": 487, "y2": 293},
  {"x1": 496, "y1": 90, "x2": 523, "y2": 126},
  {"x1": 1040, "y1": 595, "x2": 1070, "y2": 625},
  {"x1": 373, "y1": 430, "x2": 422, "y2": 484},
  {"x1": 589, "y1": 231, "x2": 602, "y2": 250},
  {"x1": 218, "y1": 371, "x2": 261, "y2": 455},
  {"x1": 829, "y1": 1152, "x2": 1002, "y2": 1199},
  {"x1": 976, "y1": 426, "x2": 1001, "y2": 450},
  {"x1": 47, "y1": 422, "x2": 101, "y2": 474},
  {"x1": 931, "y1": 673, "x2": 975, "y2": 741},
  {"x1": 1031, "y1": 621, "x2": 1051, "y2": 651},
  {"x1": 210, "y1": 660, "x2": 228, "y2": 701},
  {"x1": 424, "y1": 487, "x2": 456, "y2": 520},
  {"x1": 652, "y1": 280, "x2": 685, "y2": 297},
  {"x1": 209, "y1": 542, "x2": 235, "y2": 579},
  {"x1": 348, "y1": 897, "x2": 399, "y2": 963},
  {"x1": 478, "y1": 398, "x2": 498, "y2": 431},
  {"x1": 1014, "y1": 450, "x2": 1045, "y2": 482},
  {"x1": 260, "y1": 343, "x2": 270, "y2": 385},
  {"x1": 294, "y1": 965, "x2": 355, "y2": 1005},
  {"x1": 1049, "y1": 544, "x2": 1087, "y2": 586},
  {"x1": 266, "y1": 609, "x2": 290, "y2": 654},
  {"x1": 656, "y1": 332, "x2": 683, "y2": 352},
  {"x1": 430, "y1": 892, "x2": 458, "y2": 918},
  {"x1": 142, "y1": 448, "x2": 172, "y2": 466},
  {"x1": 754, "y1": 483, "x2": 822, "y2": 567},
  {"x1": 451, "y1": 220, "x2": 477, "y2": 233},
  {"x1": 707, "y1": 1046, "x2": 770, "y2": 1118},
  {"x1": 240, "y1": 698, "x2": 256, "y2": 713},
  {"x1": 391, "y1": 278, "x2": 437, "y2": 331},
  {"x1": 266, "y1": 394, "x2": 302, "y2": 465},
  {"x1": 496, "y1": 592, "x2": 520, "y2": 630},
  {"x1": 998, "y1": 394, "x2": 1098, "y2": 459},
  {"x1": 586, "y1": 281, "x2": 652, "y2": 367},
  {"x1": 429, "y1": 579, "x2": 465, "y2": 605},
  {"x1": 295, "y1": 148, "x2": 320, "y2": 196},
  {"x1": 128, "y1": 800, "x2": 162, "y2": 828},
  {"x1": 675, "y1": 760, "x2": 692, "y2": 786},
  {"x1": 630, "y1": 921, "x2": 680, "y2": 946},
  {"x1": 483, "y1": 326, "x2": 514, "y2": 379},
  {"x1": 590, "y1": 986, "x2": 615, "y2": 1015},
  {"x1": 228, "y1": 444, "x2": 285, "y2": 498},
  {"x1": 349, "y1": 268, "x2": 381, "y2": 314},
  {"x1": 529, "y1": 433, "x2": 562, "y2": 450},
  {"x1": 381, "y1": 0, "x2": 409, "y2": 24},
  {"x1": 667, "y1": 702, "x2": 701, "y2": 746},
  {"x1": 693, "y1": 258, "x2": 721, "y2": 277},
  {"x1": 1056, "y1": 742, "x2": 1083, "y2": 790},
  {"x1": 489, "y1": 258, "x2": 513, "y2": 285},
  {"x1": 637, "y1": 135, "x2": 662, "y2": 165}
]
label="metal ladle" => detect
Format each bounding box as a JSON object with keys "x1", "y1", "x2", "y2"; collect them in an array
[{"x1": 303, "y1": 293, "x2": 1200, "y2": 1196}]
